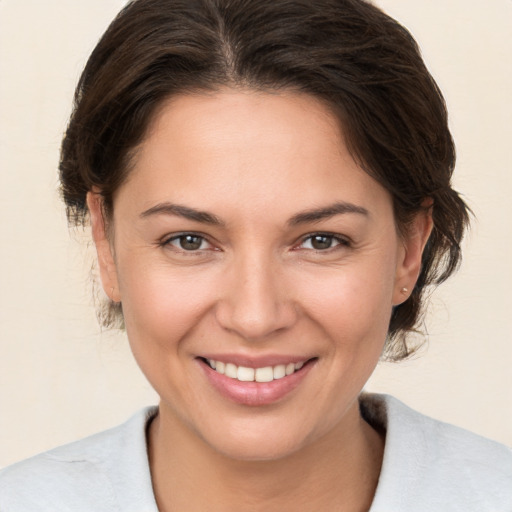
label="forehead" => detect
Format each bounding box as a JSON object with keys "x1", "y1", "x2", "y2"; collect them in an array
[
  {"x1": 120, "y1": 89, "x2": 391, "y2": 220},
  {"x1": 141, "y1": 88, "x2": 344, "y2": 163}
]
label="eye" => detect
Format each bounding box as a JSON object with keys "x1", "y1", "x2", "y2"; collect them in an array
[
  {"x1": 164, "y1": 234, "x2": 211, "y2": 251},
  {"x1": 299, "y1": 233, "x2": 348, "y2": 251}
]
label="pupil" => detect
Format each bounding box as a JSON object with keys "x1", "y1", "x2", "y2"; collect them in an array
[
  {"x1": 312, "y1": 235, "x2": 332, "y2": 250},
  {"x1": 180, "y1": 235, "x2": 202, "y2": 250}
]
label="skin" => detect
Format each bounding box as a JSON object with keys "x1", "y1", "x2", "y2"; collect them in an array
[{"x1": 88, "y1": 89, "x2": 432, "y2": 511}]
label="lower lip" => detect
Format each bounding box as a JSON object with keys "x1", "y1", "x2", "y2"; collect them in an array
[{"x1": 198, "y1": 359, "x2": 316, "y2": 406}]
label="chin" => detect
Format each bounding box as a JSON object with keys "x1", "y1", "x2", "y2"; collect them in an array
[
  {"x1": 192, "y1": 411, "x2": 323, "y2": 463},
  {"x1": 208, "y1": 431, "x2": 306, "y2": 462}
]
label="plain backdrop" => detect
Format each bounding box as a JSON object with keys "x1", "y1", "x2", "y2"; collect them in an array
[{"x1": 0, "y1": 0, "x2": 511, "y2": 467}]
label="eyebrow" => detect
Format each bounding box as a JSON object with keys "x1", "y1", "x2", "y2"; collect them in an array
[
  {"x1": 140, "y1": 203, "x2": 225, "y2": 226},
  {"x1": 287, "y1": 201, "x2": 369, "y2": 226},
  {"x1": 139, "y1": 200, "x2": 369, "y2": 227}
]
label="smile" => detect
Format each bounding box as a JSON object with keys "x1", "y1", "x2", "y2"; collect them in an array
[
  {"x1": 206, "y1": 359, "x2": 305, "y2": 383},
  {"x1": 199, "y1": 356, "x2": 316, "y2": 406}
]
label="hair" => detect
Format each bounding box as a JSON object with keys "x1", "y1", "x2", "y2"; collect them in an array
[{"x1": 59, "y1": 0, "x2": 470, "y2": 360}]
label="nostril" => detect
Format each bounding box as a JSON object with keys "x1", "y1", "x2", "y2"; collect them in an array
[{"x1": 214, "y1": 295, "x2": 298, "y2": 341}]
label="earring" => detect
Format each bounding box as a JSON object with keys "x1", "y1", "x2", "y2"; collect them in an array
[{"x1": 401, "y1": 287, "x2": 409, "y2": 294}]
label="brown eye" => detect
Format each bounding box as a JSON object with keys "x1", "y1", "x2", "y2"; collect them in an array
[
  {"x1": 299, "y1": 234, "x2": 347, "y2": 251},
  {"x1": 310, "y1": 235, "x2": 333, "y2": 250},
  {"x1": 179, "y1": 235, "x2": 204, "y2": 250},
  {"x1": 166, "y1": 234, "x2": 208, "y2": 251}
]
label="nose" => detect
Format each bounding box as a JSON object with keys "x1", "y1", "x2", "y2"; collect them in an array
[{"x1": 215, "y1": 252, "x2": 298, "y2": 341}]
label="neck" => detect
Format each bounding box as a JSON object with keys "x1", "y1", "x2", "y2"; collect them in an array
[{"x1": 148, "y1": 399, "x2": 384, "y2": 512}]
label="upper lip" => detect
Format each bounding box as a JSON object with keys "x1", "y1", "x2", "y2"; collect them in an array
[{"x1": 198, "y1": 353, "x2": 315, "y2": 368}]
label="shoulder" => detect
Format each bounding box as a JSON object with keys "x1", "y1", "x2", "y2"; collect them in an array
[
  {"x1": 362, "y1": 394, "x2": 512, "y2": 512},
  {"x1": 0, "y1": 407, "x2": 158, "y2": 512}
]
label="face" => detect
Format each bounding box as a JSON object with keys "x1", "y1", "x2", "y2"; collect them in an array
[{"x1": 89, "y1": 90, "x2": 429, "y2": 461}]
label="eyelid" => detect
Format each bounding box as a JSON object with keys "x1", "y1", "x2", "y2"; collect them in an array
[
  {"x1": 294, "y1": 232, "x2": 351, "y2": 250},
  {"x1": 160, "y1": 232, "x2": 217, "y2": 251},
  {"x1": 158, "y1": 231, "x2": 350, "y2": 252}
]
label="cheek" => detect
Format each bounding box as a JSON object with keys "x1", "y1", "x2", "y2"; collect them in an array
[
  {"x1": 295, "y1": 256, "x2": 397, "y2": 350},
  {"x1": 117, "y1": 258, "x2": 220, "y2": 355}
]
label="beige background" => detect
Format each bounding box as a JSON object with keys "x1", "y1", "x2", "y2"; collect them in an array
[{"x1": 0, "y1": 0, "x2": 511, "y2": 467}]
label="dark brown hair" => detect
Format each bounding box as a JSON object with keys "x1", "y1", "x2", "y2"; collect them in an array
[{"x1": 60, "y1": 0, "x2": 470, "y2": 360}]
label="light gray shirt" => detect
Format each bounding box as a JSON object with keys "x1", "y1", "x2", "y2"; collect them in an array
[{"x1": 1, "y1": 394, "x2": 511, "y2": 511}]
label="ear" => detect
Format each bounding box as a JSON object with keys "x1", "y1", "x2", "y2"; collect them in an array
[
  {"x1": 86, "y1": 191, "x2": 121, "y2": 303},
  {"x1": 393, "y1": 203, "x2": 433, "y2": 306}
]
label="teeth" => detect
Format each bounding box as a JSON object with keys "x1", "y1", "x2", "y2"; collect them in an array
[
  {"x1": 273, "y1": 364, "x2": 286, "y2": 379},
  {"x1": 207, "y1": 359, "x2": 306, "y2": 382},
  {"x1": 255, "y1": 366, "x2": 274, "y2": 382},
  {"x1": 225, "y1": 363, "x2": 238, "y2": 379},
  {"x1": 237, "y1": 366, "x2": 255, "y2": 382}
]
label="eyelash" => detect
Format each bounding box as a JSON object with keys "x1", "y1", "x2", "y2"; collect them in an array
[
  {"x1": 295, "y1": 233, "x2": 351, "y2": 252},
  {"x1": 160, "y1": 233, "x2": 215, "y2": 253},
  {"x1": 160, "y1": 232, "x2": 351, "y2": 253}
]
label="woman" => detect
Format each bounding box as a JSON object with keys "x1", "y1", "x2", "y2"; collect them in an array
[{"x1": 1, "y1": 0, "x2": 511, "y2": 510}]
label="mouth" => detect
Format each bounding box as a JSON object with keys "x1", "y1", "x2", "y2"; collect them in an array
[
  {"x1": 204, "y1": 358, "x2": 306, "y2": 383},
  {"x1": 198, "y1": 356, "x2": 317, "y2": 406}
]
